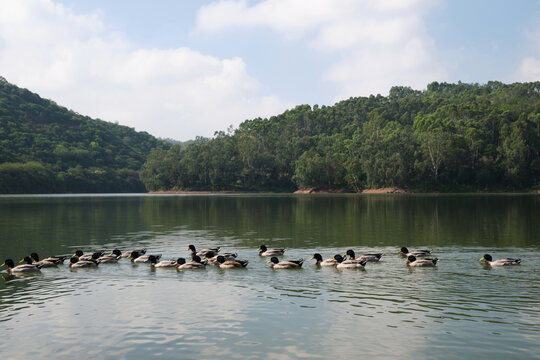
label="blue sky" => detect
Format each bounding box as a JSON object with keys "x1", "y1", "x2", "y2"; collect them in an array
[{"x1": 1, "y1": 0, "x2": 539, "y2": 140}]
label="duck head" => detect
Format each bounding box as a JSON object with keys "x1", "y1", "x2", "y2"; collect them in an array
[
  {"x1": 333, "y1": 254, "x2": 345, "y2": 263},
  {"x1": 2, "y1": 259, "x2": 15, "y2": 268},
  {"x1": 480, "y1": 254, "x2": 492, "y2": 262},
  {"x1": 400, "y1": 247, "x2": 409, "y2": 254},
  {"x1": 312, "y1": 253, "x2": 323, "y2": 262},
  {"x1": 258, "y1": 245, "x2": 267, "y2": 252},
  {"x1": 345, "y1": 249, "x2": 356, "y2": 258},
  {"x1": 30, "y1": 253, "x2": 40, "y2": 262},
  {"x1": 407, "y1": 255, "x2": 417, "y2": 262},
  {"x1": 268, "y1": 257, "x2": 280, "y2": 264}
]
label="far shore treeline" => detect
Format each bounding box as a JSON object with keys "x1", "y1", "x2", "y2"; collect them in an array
[
  {"x1": 141, "y1": 81, "x2": 540, "y2": 193},
  {"x1": 1, "y1": 76, "x2": 539, "y2": 194}
]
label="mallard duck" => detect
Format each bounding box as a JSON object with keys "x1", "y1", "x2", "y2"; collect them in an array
[
  {"x1": 2, "y1": 259, "x2": 41, "y2": 274},
  {"x1": 111, "y1": 248, "x2": 147, "y2": 258},
  {"x1": 130, "y1": 251, "x2": 161, "y2": 263},
  {"x1": 258, "y1": 245, "x2": 286, "y2": 256},
  {"x1": 176, "y1": 256, "x2": 207, "y2": 269},
  {"x1": 30, "y1": 252, "x2": 66, "y2": 265},
  {"x1": 206, "y1": 252, "x2": 237, "y2": 263},
  {"x1": 187, "y1": 244, "x2": 220, "y2": 258},
  {"x1": 74, "y1": 250, "x2": 104, "y2": 261},
  {"x1": 333, "y1": 254, "x2": 366, "y2": 269},
  {"x1": 215, "y1": 255, "x2": 248, "y2": 268},
  {"x1": 20, "y1": 256, "x2": 57, "y2": 268},
  {"x1": 312, "y1": 253, "x2": 338, "y2": 266},
  {"x1": 268, "y1": 257, "x2": 304, "y2": 269},
  {"x1": 93, "y1": 249, "x2": 122, "y2": 263},
  {"x1": 344, "y1": 249, "x2": 382, "y2": 262},
  {"x1": 149, "y1": 255, "x2": 178, "y2": 268},
  {"x1": 480, "y1": 254, "x2": 521, "y2": 266},
  {"x1": 68, "y1": 256, "x2": 98, "y2": 268},
  {"x1": 399, "y1": 247, "x2": 432, "y2": 257},
  {"x1": 406, "y1": 255, "x2": 438, "y2": 267}
]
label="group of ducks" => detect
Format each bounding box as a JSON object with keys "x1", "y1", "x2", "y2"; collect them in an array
[{"x1": 1, "y1": 245, "x2": 522, "y2": 275}]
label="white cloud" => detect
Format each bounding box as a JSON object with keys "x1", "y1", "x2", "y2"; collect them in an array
[
  {"x1": 513, "y1": 26, "x2": 540, "y2": 82},
  {"x1": 196, "y1": 0, "x2": 445, "y2": 99},
  {"x1": 0, "y1": 0, "x2": 290, "y2": 140}
]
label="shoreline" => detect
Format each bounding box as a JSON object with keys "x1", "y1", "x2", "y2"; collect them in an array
[{"x1": 149, "y1": 187, "x2": 540, "y2": 195}]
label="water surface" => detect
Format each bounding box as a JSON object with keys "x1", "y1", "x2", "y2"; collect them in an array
[{"x1": 0, "y1": 194, "x2": 539, "y2": 359}]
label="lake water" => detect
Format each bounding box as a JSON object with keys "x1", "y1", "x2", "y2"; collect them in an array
[{"x1": 0, "y1": 194, "x2": 539, "y2": 359}]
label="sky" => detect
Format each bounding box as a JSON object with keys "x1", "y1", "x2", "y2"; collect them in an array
[{"x1": 0, "y1": 0, "x2": 539, "y2": 141}]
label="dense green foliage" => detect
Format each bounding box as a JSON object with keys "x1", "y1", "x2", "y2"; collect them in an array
[
  {"x1": 0, "y1": 77, "x2": 169, "y2": 193},
  {"x1": 141, "y1": 81, "x2": 540, "y2": 192}
]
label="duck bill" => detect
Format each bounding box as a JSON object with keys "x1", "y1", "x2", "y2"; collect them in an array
[
  {"x1": 19, "y1": 259, "x2": 25, "y2": 263},
  {"x1": 479, "y1": 257, "x2": 485, "y2": 261}
]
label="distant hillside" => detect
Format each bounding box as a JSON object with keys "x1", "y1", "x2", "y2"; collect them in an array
[
  {"x1": 0, "y1": 76, "x2": 170, "y2": 193},
  {"x1": 141, "y1": 81, "x2": 540, "y2": 192}
]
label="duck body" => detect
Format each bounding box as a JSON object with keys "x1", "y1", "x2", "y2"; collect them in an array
[
  {"x1": 215, "y1": 255, "x2": 248, "y2": 268},
  {"x1": 2, "y1": 259, "x2": 41, "y2": 274},
  {"x1": 69, "y1": 257, "x2": 98, "y2": 268},
  {"x1": 258, "y1": 245, "x2": 286, "y2": 256},
  {"x1": 30, "y1": 253, "x2": 65, "y2": 265},
  {"x1": 149, "y1": 255, "x2": 179, "y2": 268},
  {"x1": 400, "y1": 247, "x2": 432, "y2": 258},
  {"x1": 74, "y1": 250, "x2": 104, "y2": 261},
  {"x1": 117, "y1": 248, "x2": 147, "y2": 258},
  {"x1": 175, "y1": 256, "x2": 207, "y2": 269},
  {"x1": 21, "y1": 256, "x2": 57, "y2": 268},
  {"x1": 206, "y1": 253, "x2": 237, "y2": 263},
  {"x1": 312, "y1": 253, "x2": 338, "y2": 266},
  {"x1": 406, "y1": 255, "x2": 438, "y2": 267},
  {"x1": 344, "y1": 250, "x2": 382, "y2": 263},
  {"x1": 481, "y1": 254, "x2": 521, "y2": 266},
  {"x1": 187, "y1": 245, "x2": 220, "y2": 258},
  {"x1": 131, "y1": 251, "x2": 161, "y2": 263},
  {"x1": 333, "y1": 254, "x2": 367, "y2": 269},
  {"x1": 268, "y1": 257, "x2": 304, "y2": 269}
]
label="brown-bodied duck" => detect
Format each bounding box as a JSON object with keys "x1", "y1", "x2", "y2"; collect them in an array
[
  {"x1": 312, "y1": 253, "x2": 338, "y2": 266},
  {"x1": 187, "y1": 245, "x2": 220, "y2": 258}
]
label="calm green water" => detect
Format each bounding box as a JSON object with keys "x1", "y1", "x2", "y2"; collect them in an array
[{"x1": 0, "y1": 194, "x2": 539, "y2": 359}]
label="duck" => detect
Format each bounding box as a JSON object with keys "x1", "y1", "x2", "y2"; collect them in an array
[
  {"x1": 406, "y1": 255, "x2": 438, "y2": 267},
  {"x1": 2, "y1": 259, "x2": 41, "y2": 274},
  {"x1": 95, "y1": 250, "x2": 121, "y2": 264},
  {"x1": 215, "y1": 255, "x2": 248, "y2": 268},
  {"x1": 74, "y1": 250, "x2": 105, "y2": 261},
  {"x1": 399, "y1": 247, "x2": 432, "y2": 257},
  {"x1": 115, "y1": 248, "x2": 147, "y2": 259},
  {"x1": 30, "y1": 252, "x2": 66, "y2": 265},
  {"x1": 312, "y1": 253, "x2": 338, "y2": 266},
  {"x1": 205, "y1": 252, "x2": 237, "y2": 263},
  {"x1": 187, "y1": 244, "x2": 220, "y2": 258},
  {"x1": 20, "y1": 256, "x2": 57, "y2": 268},
  {"x1": 130, "y1": 251, "x2": 161, "y2": 263},
  {"x1": 268, "y1": 257, "x2": 304, "y2": 269},
  {"x1": 149, "y1": 255, "x2": 178, "y2": 268},
  {"x1": 333, "y1": 254, "x2": 367, "y2": 269},
  {"x1": 68, "y1": 256, "x2": 98, "y2": 268},
  {"x1": 344, "y1": 249, "x2": 382, "y2": 262},
  {"x1": 176, "y1": 256, "x2": 207, "y2": 269},
  {"x1": 258, "y1": 245, "x2": 286, "y2": 256},
  {"x1": 480, "y1": 254, "x2": 521, "y2": 266}
]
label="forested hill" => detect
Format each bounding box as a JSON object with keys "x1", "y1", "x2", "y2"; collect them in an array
[
  {"x1": 141, "y1": 81, "x2": 540, "y2": 192},
  {"x1": 0, "y1": 77, "x2": 170, "y2": 193}
]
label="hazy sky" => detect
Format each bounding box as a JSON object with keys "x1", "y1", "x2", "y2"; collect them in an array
[{"x1": 0, "y1": 0, "x2": 539, "y2": 140}]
